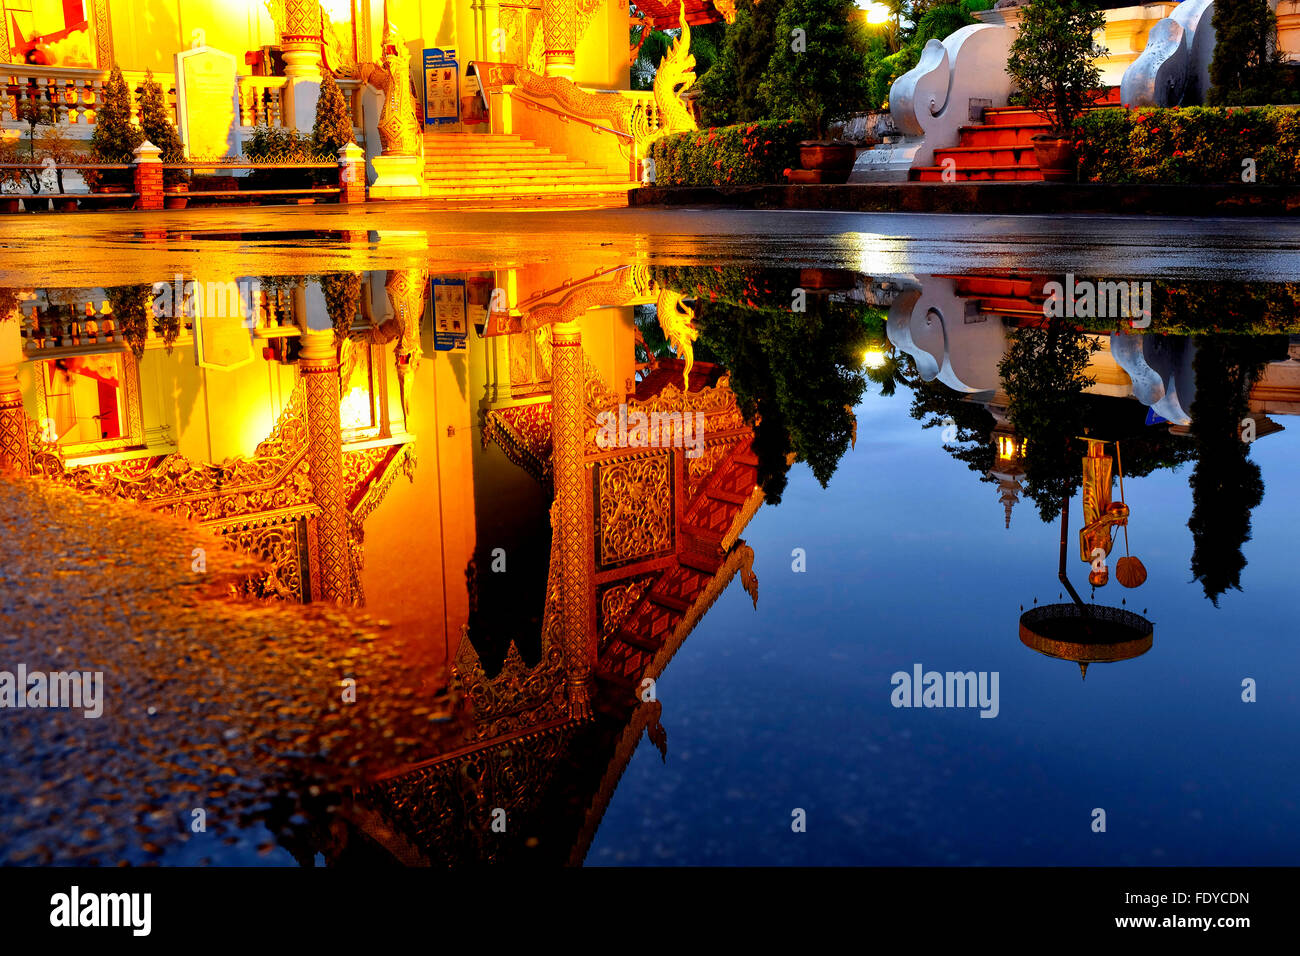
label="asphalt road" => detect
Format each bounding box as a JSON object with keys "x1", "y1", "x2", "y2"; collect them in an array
[{"x1": 2, "y1": 203, "x2": 1299, "y2": 285}]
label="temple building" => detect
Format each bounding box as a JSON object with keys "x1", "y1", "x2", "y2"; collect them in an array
[{"x1": 0, "y1": 0, "x2": 721, "y2": 202}]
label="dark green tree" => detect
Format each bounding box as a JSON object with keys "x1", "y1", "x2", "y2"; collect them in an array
[
  {"x1": 1004, "y1": 0, "x2": 1106, "y2": 138},
  {"x1": 998, "y1": 320, "x2": 1099, "y2": 521},
  {"x1": 758, "y1": 0, "x2": 872, "y2": 138},
  {"x1": 697, "y1": 0, "x2": 789, "y2": 127},
  {"x1": 909, "y1": 377, "x2": 997, "y2": 476},
  {"x1": 321, "y1": 271, "x2": 362, "y2": 346},
  {"x1": 1207, "y1": 0, "x2": 1284, "y2": 106},
  {"x1": 90, "y1": 66, "x2": 145, "y2": 168},
  {"x1": 107, "y1": 284, "x2": 154, "y2": 359},
  {"x1": 697, "y1": 295, "x2": 871, "y2": 503}
]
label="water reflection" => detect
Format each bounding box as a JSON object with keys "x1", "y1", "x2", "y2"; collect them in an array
[{"x1": 0, "y1": 255, "x2": 1297, "y2": 864}]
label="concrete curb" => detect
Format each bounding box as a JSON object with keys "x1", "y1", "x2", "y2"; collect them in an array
[{"x1": 629, "y1": 183, "x2": 1300, "y2": 217}]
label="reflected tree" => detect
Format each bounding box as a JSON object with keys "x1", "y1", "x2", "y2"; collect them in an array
[
  {"x1": 998, "y1": 320, "x2": 1100, "y2": 521},
  {"x1": 697, "y1": 296, "x2": 871, "y2": 503},
  {"x1": 1187, "y1": 335, "x2": 1281, "y2": 604},
  {"x1": 909, "y1": 375, "x2": 997, "y2": 477}
]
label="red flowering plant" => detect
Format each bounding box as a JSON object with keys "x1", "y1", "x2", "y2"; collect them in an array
[
  {"x1": 650, "y1": 120, "x2": 809, "y2": 186},
  {"x1": 1074, "y1": 105, "x2": 1300, "y2": 184}
]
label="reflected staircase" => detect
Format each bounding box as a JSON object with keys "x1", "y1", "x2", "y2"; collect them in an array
[
  {"x1": 422, "y1": 132, "x2": 636, "y2": 203},
  {"x1": 911, "y1": 87, "x2": 1124, "y2": 182}
]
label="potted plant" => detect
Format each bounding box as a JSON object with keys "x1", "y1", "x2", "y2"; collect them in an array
[
  {"x1": 758, "y1": 0, "x2": 871, "y2": 183},
  {"x1": 1005, "y1": 0, "x2": 1107, "y2": 182}
]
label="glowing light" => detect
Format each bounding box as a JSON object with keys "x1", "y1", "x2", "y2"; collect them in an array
[
  {"x1": 863, "y1": 349, "x2": 888, "y2": 370},
  {"x1": 340, "y1": 385, "x2": 373, "y2": 431},
  {"x1": 859, "y1": 1, "x2": 892, "y2": 25}
]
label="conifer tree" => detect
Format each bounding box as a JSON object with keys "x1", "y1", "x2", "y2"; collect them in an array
[
  {"x1": 312, "y1": 71, "x2": 355, "y2": 157},
  {"x1": 1207, "y1": 0, "x2": 1282, "y2": 106},
  {"x1": 89, "y1": 66, "x2": 144, "y2": 188},
  {"x1": 138, "y1": 70, "x2": 187, "y2": 185}
]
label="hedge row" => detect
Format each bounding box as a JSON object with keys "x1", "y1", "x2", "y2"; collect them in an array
[
  {"x1": 650, "y1": 120, "x2": 808, "y2": 187},
  {"x1": 1074, "y1": 106, "x2": 1300, "y2": 185}
]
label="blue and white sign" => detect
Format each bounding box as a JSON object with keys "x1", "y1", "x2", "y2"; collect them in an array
[{"x1": 423, "y1": 48, "x2": 460, "y2": 126}]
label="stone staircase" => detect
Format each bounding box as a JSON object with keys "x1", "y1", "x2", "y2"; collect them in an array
[
  {"x1": 422, "y1": 132, "x2": 635, "y2": 203},
  {"x1": 911, "y1": 87, "x2": 1124, "y2": 183}
]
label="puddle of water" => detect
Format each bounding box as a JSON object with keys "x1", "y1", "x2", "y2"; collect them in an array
[{"x1": 1, "y1": 247, "x2": 1297, "y2": 866}]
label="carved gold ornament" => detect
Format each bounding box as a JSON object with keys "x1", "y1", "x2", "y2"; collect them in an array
[
  {"x1": 373, "y1": 23, "x2": 422, "y2": 157},
  {"x1": 654, "y1": 287, "x2": 698, "y2": 391},
  {"x1": 645, "y1": 2, "x2": 698, "y2": 148}
]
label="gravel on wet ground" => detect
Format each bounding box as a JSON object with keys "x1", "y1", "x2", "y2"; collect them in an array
[{"x1": 0, "y1": 477, "x2": 468, "y2": 865}]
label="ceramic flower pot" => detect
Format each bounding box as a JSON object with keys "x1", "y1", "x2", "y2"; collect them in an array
[
  {"x1": 1032, "y1": 136, "x2": 1077, "y2": 183},
  {"x1": 798, "y1": 141, "x2": 856, "y2": 184}
]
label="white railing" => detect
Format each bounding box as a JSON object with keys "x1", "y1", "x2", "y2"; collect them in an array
[
  {"x1": 0, "y1": 65, "x2": 178, "y2": 131},
  {"x1": 2, "y1": 65, "x2": 365, "y2": 146},
  {"x1": 238, "y1": 76, "x2": 288, "y2": 128}
]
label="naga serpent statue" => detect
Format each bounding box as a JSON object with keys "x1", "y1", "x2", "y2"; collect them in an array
[
  {"x1": 647, "y1": 2, "x2": 698, "y2": 147},
  {"x1": 359, "y1": 23, "x2": 422, "y2": 157}
]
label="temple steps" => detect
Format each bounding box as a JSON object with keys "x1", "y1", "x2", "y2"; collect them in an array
[
  {"x1": 421, "y1": 131, "x2": 634, "y2": 203},
  {"x1": 912, "y1": 86, "x2": 1124, "y2": 183}
]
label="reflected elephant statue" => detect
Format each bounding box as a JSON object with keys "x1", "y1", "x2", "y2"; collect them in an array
[{"x1": 886, "y1": 276, "x2": 1007, "y2": 397}]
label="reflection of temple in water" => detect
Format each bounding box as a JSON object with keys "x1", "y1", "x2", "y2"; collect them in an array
[{"x1": 0, "y1": 254, "x2": 765, "y2": 865}]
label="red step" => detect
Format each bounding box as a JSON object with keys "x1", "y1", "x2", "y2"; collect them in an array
[{"x1": 911, "y1": 87, "x2": 1124, "y2": 183}]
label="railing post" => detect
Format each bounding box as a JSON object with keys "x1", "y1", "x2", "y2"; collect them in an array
[
  {"x1": 338, "y1": 142, "x2": 366, "y2": 203},
  {"x1": 132, "y1": 140, "x2": 164, "y2": 210}
]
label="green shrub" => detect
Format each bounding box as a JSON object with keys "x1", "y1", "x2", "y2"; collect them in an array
[
  {"x1": 244, "y1": 125, "x2": 332, "y2": 189},
  {"x1": 137, "y1": 70, "x2": 187, "y2": 186},
  {"x1": 651, "y1": 120, "x2": 808, "y2": 186},
  {"x1": 89, "y1": 65, "x2": 144, "y2": 189},
  {"x1": 1074, "y1": 106, "x2": 1300, "y2": 185}
]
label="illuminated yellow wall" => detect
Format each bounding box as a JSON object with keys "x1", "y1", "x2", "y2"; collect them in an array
[
  {"x1": 108, "y1": 0, "x2": 278, "y2": 76},
  {"x1": 97, "y1": 0, "x2": 630, "y2": 91}
]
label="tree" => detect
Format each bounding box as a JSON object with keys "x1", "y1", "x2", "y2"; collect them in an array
[
  {"x1": 1207, "y1": 0, "x2": 1284, "y2": 106},
  {"x1": 698, "y1": 0, "x2": 789, "y2": 127},
  {"x1": 697, "y1": 295, "x2": 871, "y2": 503},
  {"x1": 89, "y1": 66, "x2": 144, "y2": 188},
  {"x1": 137, "y1": 70, "x2": 186, "y2": 186},
  {"x1": 107, "y1": 284, "x2": 153, "y2": 359},
  {"x1": 321, "y1": 271, "x2": 362, "y2": 346},
  {"x1": 758, "y1": 0, "x2": 872, "y2": 138},
  {"x1": 1004, "y1": 0, "x2": 1106, "y2": 138},
  {"x1": 312, "y1": 70, "x2": 355, "y2": 156}
]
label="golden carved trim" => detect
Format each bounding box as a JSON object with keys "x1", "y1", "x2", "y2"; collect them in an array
[
  {"x1": 512, "y1": 67, "x2": 636, "y2": 132},
  {"x1": 91, "y1": 0, "x2": 113, "y2": 69},
  {"x1": 348, "y1": 441, "x2": 417, "y2": 523},
  {"x1": 595, "y1": 454, "x2": 674, "y2": 568},
  {"x1": 32, "y1": 380, "x2": 311, "y2": 522}
]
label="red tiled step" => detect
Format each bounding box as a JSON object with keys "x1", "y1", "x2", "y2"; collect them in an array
[
  {"x1": 912, "y1": 164, "x2": 1043, "y2": 182},
  {"x1": 931, "y1": 145, "x2": 1039, "y2": 169},
  {"x1": 956, "y1": 122, "x2": 1052, "y2": 148}
]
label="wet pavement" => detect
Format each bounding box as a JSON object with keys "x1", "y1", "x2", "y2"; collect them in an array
[
  {"x1": 0, "y1": 478, "x2": 460, "y2": 865},
  {"x1": 2, "y1": 204, "x2": 1300, "y2": 284}
]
